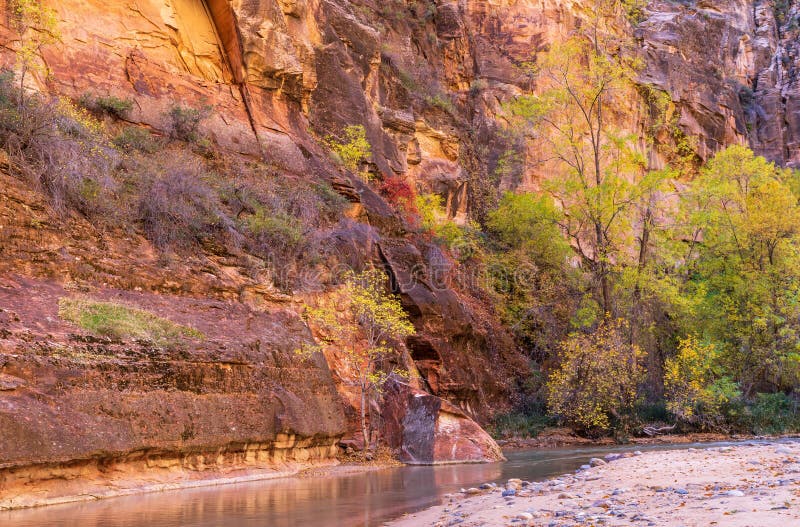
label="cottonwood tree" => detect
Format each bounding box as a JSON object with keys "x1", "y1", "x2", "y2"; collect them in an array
[
  {"x1": 301, "y1": 268, "x2": 415, "y2": 450},
  {"x1": 680, "y1": 146, "x2": 800, "y2": 394},
  {"x1": 506, "y1": 1, "x2": 653, "y2": 317}
]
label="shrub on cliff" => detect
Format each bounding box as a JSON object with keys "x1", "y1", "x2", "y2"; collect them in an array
[
  {"x1": 80, "y1": 93, "x2": 134, "y2": 119},
  {"x1": 326, "y1": 125, "x2": 372, "y2": 179},
  {"x1": 416, "y1": 193, "x2": 481, "y2": 261},
  {"x1": 166, "y1": 103, "x2": 211, "y2": 143},
  {"x1": 136, "y1": 157, "x2": 233, "y2": 251},
  {"x1": 219, "y1": 167, "x2": 347, "y2": 290},
  {"x1": 113, "y1": 126, "x2": 160, "y2": 153},
  {"x1": 0, "y1": 72, "x2": 119, "y2": 217},
  {"x1": 379, "y1": 175, "x2": 419, "y2": 226}
]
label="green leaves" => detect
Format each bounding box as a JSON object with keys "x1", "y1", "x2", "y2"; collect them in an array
[
  {"x1": 326, "y1": 125, "x2": 372, "y2": 178},
  {"x1": 343, "y1": 268, "x2": 416, "y2": 345},
  {"x1": 681, "y1": 146, "x2": 800, "y2": 393}
]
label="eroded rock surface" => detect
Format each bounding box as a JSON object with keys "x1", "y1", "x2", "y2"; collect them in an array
[
  {"x1": 1, "y1": 0, "x2": 799, "y2": 505},
  {"x1": 383, "y1": 380, "x2": 505, "y2": 464},
  {"x1": 0, "y1": 273, "x2": 346, "y2": 509}
]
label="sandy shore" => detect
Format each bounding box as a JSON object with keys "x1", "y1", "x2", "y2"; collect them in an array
[{"x1": 387, "y1": 441, "x2": 800, "y2": 527}]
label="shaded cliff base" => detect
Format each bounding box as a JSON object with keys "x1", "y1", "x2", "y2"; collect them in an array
[{"x1": 0, "y1": 438, "x2": 341, "y2": 511}]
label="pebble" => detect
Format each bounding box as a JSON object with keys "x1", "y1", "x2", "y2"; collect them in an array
[
  {"x1": 589, "y1": 457, "x2": 607, "y2": 467},
  {"x1": 674, "y1": 488, "x2": 688, "y2": 495},
  {"x1": 516, "y1": 512, "x2": 534, "y2": 521},
  {"x1": 463, "y1": 487, "x2": 481, "y2": 495},
  {"x1": 502, "y1": 489, "x2": 517, "y2": 497},
  {"x1": 633, "y1": 451, "x2": 643, "y2": 456},
  {"x1": 724, "y1": 489, "x2": 745, "y2": 497}
]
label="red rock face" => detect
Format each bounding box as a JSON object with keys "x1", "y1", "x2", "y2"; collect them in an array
[
  {"x1": 2, "y1": 0, "x2": 798, "y2": 491},
  {"x1": 383, "y1": 380, "x2": 504, "y2": 465},
  {"x1": 0, "y1": 272, "x2": 347, "y2": 508},
  {"x1": 636, "y1": 0, "x2": 800, "y2": 167}
]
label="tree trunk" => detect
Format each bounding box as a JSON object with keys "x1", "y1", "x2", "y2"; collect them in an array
[
  {"x1": 595, "y1": 221, "x2": 612, "y2": 315},
  {"x1": 360, "y1": 384, "x2": 370, "y2": 451}
]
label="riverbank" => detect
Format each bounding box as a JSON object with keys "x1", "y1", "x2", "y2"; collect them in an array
[
  {"x1": 496, "y1": 428, "x2": 800, "y2": 450},
  {"x1": 387, "y1": 440, "x2": 800, "y2": 526},
  {"x1": 0, "y1": 449, "x2": 402, "y2": 512}
]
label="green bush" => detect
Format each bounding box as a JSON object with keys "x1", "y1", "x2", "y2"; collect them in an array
[
  {"x1": 166, "y1": 103, "x2": 211, "y2": 142},
  {"x1": 113, "y1": 127, "x2": 159, "y2": 153},
  {"x1": 246, "y1": 208, "x2": 304, "y2": 252},
  {"x1": 738, "y1": 393, "x2": 800, "y2": 435},
  {"x1": 95, "y1": 95, "x2": 133, "y2": 118},
  {"x1": 59, "y1": 297, "x2": 203, "y2": 346},
  {"x1": 79, "y1": 93, "x2": 134, "y2": 119},
  {"x1": 489, "y1": 399, "x2": 554, "y2": 439}
]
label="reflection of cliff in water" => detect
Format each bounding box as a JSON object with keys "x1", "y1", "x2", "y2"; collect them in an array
[
  {"x1": 0, "y1": 460, "x2": 501, "y2": 527},
  {"x1": 3, "y1": 443, "x2": 746, "y2": 527}
]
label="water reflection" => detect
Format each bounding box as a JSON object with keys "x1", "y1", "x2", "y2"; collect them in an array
[{"x1": 0, "y1": 441, "x2": 772, "y2": 527}]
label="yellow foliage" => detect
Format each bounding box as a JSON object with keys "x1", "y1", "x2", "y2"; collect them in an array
[
  {"x1": 326, "y1": 125, "x2": 372, "y2": 179},
  {"x1": 299, "y1": 268, "x2": 415, "y2": 449},
  {"x1": 664, "y1": 337, "x2": 739, "y2": 430},
  {"x1": 546, "y1": 318, "x2": 644, "y2": 433},
  {"x1": 10, "y1": 0, "x2": 61, "y2": 83}
]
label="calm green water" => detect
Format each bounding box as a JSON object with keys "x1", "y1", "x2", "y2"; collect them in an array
[{"x1": 0, "y1": 441, "x2": 774, "y2": 527}]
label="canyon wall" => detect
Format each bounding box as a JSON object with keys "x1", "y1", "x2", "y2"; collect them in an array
[{"x1": 0, "y1": 0, "x2": 798, "y2": 506}]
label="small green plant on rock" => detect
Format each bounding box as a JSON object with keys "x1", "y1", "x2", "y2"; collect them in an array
[
  {"x1": 80, "y1": 94, "x2": 134, "y2": 119},
  {"x1": 58, "y1": 297, "x2": 203, "y2": 347},
  {"x1": 326, "y1": 125, "x2": 372, "y2": 179},
  {"x1": 166, "y1": 103, "x2": 212, "y2": 143},
  {"x1": 426, "y1": 93, "x2": 456, "y2": 114},
  {"x1": 95, "y1": 95, "x2": 133, "y2": 118}
]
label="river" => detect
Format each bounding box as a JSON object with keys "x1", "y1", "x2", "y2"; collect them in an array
[{"x1": 0, "y1": 441, "x2": 754, "y2": 527}]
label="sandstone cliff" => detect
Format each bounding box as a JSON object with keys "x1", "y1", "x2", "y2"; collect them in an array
[{"x1": 0, "y1": 0, "x2": 798, "y2": 508}]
